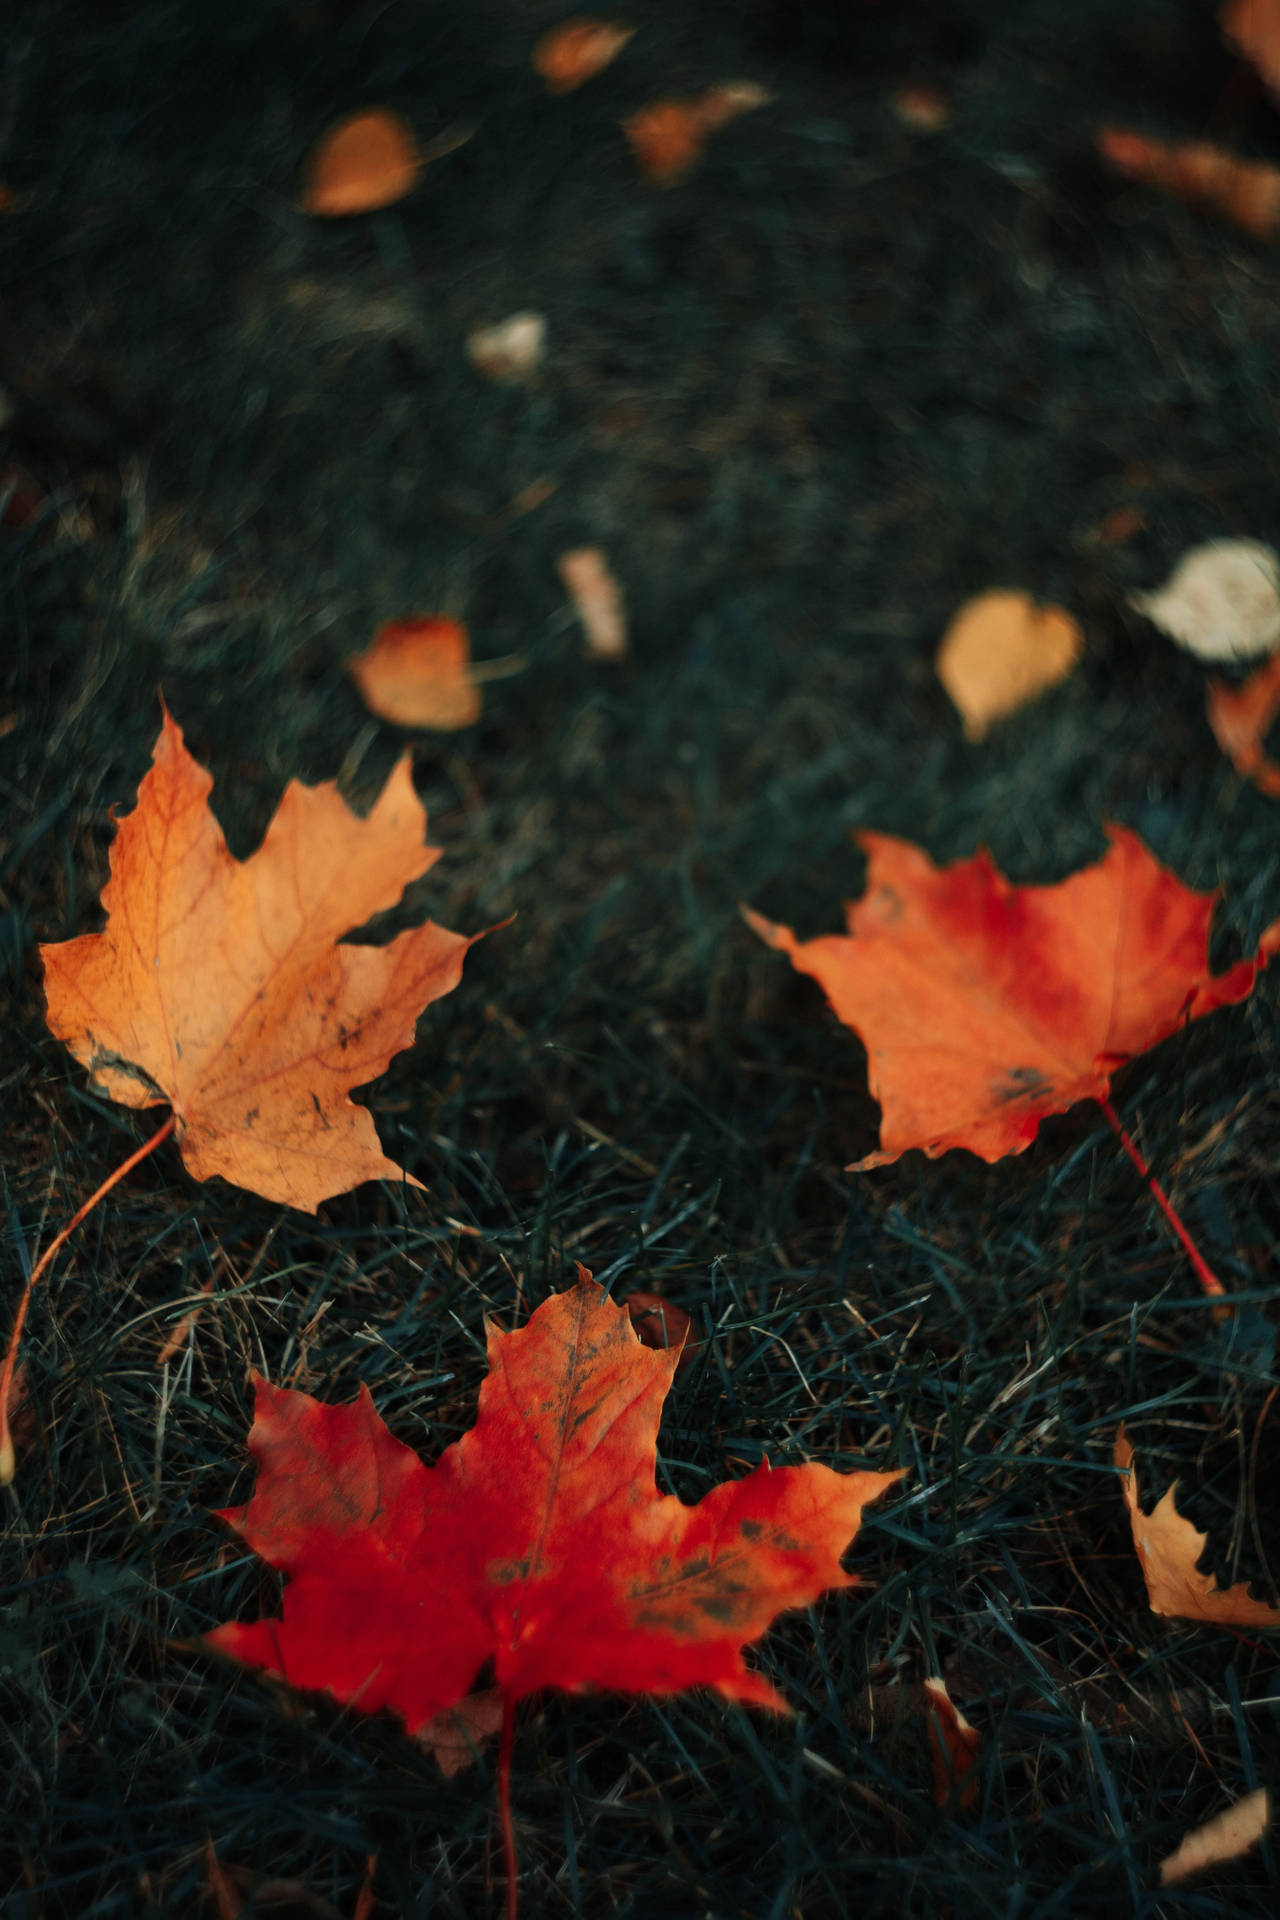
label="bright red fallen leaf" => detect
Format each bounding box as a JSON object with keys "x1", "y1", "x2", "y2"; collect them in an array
[
  {"x1": 349, "y1": 616, "x2": 482, "y2": 730},
  {"x1": 533, "y1": 19, "x2": 634, "y2": 92},
  {"x1": 1208, "y1": 650, "x2": 1280, "y2": 798},
  {"x1": 41, "y1": 710, "x2": 485, "y2": 1210},
  {"x1": 1098, "y1": 126, "x2": 1280, "y2": 238},
  {"x1": 1222, "y1": 0, "x2": 1280, "y2": 104},
  {"x1": 204, "y1": 1270, "x2": 902, "y2": 1731},
  {"x1": 1115, "y1": 1429, "x2": 1280, "y2": 1626},
  {"x1": 301, "y1": 110, "x2": 419, "y2": 217},
  {"x1": 745, "y1": 827, "x2": 1280, "y2": 1168}
]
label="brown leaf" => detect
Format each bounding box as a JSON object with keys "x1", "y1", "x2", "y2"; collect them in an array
[
  {"x1": 301, "y1": 110, "x2": 419, "y2": 217},
  {"x1": 1115, "y1": 1428, "x2": 1280, "y2": 1626},
  {"x1": 1098, "y1": 126, "x2": 1280, "y2": 238},
  {"x1": 348, "y1": 617, "x2": 482, "y2": 730},
  {"x1": 533, "y1": 19, "x2": 635, "y2": 93},
  {"x1": 557, "y1": 546, "x2": 628, "y2": 659},
  {"x1": 935, "y1": 590, "x2": 1083, "y2": 740},
  {"x1": 624, "y1": 1291, "x2": 699, "y2": 1370},
  {"x1": 1207, "y1": 649, "x2": 1280, "y2": 797},
  {"x1": 1159, "y1": 1788, "x2": 1270, "y2": 1885},
  {"x1": 1222, "y1": 0, "x2": 1280, "y2": 104}
]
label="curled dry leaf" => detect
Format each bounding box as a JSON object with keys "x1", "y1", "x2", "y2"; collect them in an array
[
  {"x1": 1131, "y1": 539, "x2": 1280, "y2": 662},
  {"x1": 41, "y1": 711, "x2": 486, "y2": 1211},
  {"x1": 1159, "y1": 1787, "x2": 1270, "y2": 1886},
  {"x1": 623, "y1": 81, "x2": 770, "y2": 183},
  {"x1": 533, "y1": 19, "x2": 635, "y2": 92},
  {"x1": 935, "y1": 589, "x2": 1083, "y2": 740},
  {"x1": 1222, "y1": 0, "x2": 1280, "y2": 103},
  {"x1": 624, "y1": 1290, "x2": 699, "y2": 1370},
  {"x1": 1115, "y1": 1428, "x2": 1280, "y2": 1626},
  {"x1": 301, "y1": 109, "x2": 419, "y2": 217},
  {"x1": 1207, "y1": 649, "x2": 1280, "y2": 796},
  {"x1": 1098, "y1": 126, "x2": 1280, "y2": 238},
  {"x1": 558, "y1": 545, "x2": 628, "y2": 659},
  {"x1": 922, "y1": 1676, "x2": 980, "y2": 1810},
  {"x1": 204, "y1": 1271, "x2": 903, "y2": 1735},
  {"x1": 465, "y1": 310, "x2": 546, "y2": 383},
  {"x1": 349, "y1": 616, "x2": 481, "y2": 730},
  {"x1": 745, "y1": 827, "x2": 1280, "y2": 1169}
]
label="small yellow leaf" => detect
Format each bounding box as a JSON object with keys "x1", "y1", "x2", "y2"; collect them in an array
[
  {"x1": 935, "y1": 590, "x2": 1082, "y2": 740},
  {"x1": 1159, "y1": 1788, "x2": 1270, "y2": 1885}
]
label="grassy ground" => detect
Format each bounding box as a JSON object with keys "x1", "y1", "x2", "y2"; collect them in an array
[{"x1": 4, "y1": 0, "x2": 1280, "y2": 1913}]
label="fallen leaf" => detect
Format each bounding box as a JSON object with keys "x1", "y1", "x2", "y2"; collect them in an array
[
  {"x1": 348, "y1": 617, "x2": 481, "y2": 730},
  {"x1": 890, "y1": 84, "x2": 950, "y2": 132},
  {"x1": 1222, "y1": 0, "x2": 1280, "y2": 104},
  {"x1": 1131, "y1": 539, "x2": 1280, "y2": 661},
  {"x1": 419, "y1": 1687, "x2": 506, "y2": 1777},
  {"x1": 557, "y1": 546, "x2": 628, "y2": 659},
  {"x1": 1093, "y1": 505, "x2": 1145, "y2": 546},
  {"x1": 204, "y1": 1271, "x2": 902, "y2": 1738},
  {"x1": 623, "y1": 81, "x2": 769, "y2": 184},
  {"x1": 41, "y1": 710, "x2": 484, "y2": 1211},
  {"x1": 624, "y1": 1290, "x2": 699, "y2": 1370},
  {"x1": 157, "y1": 1276, "x2": 215, "y2": 1366},
  {"x1": 465, "y1": 311, "x2": 546, "y2": 383},
  {"x1": 301, "y1": 110, "x2": 419, "y2": 217},
  {"x1": 745, "y1": 827, "x2": 1280, "y2": 1169},
  {"x1": 1159, "y1": 1787, "x2": 1270, "y2": 1885},
  {"x1": 1207, "y1": 649, "x2": 1280, "y2": 796},
  {"x1": 1098, "y1": 126, "x2": 1280, "y2": 238},
  {"x1": 533, "y1": 19, "x2": 635, "y2": 92},
  {"x1": 935, "y1": 590, "x2": 1083, "y2": 740},
  {"x1": 922, "y1": 1675, "x2": 980, "y2": 1809},
  {"x1": 1115, "y1": 1428, "x2": 1280, "y2": 1626}
]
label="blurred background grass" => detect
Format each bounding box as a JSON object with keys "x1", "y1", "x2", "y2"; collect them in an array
[{"x1": 3, "y1": 0, "x2": 1280, "y2": 1914}]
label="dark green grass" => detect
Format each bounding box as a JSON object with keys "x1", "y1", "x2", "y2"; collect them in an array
[{"x1": 4, "y1": 0, "x2": 1280, "y2": 1914}]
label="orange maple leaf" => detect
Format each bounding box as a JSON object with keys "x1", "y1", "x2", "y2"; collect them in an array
[
  {"x1": 1223, "y1": 0, "x2": 1280, "y2": 104},
  {"x1": 1115, "y1": 1428, "x2": 1280, "y2": 1627},
  {"x1": 1207, "y1": 650, "x2": 1280, "y2": 798},
  {"x1": 745, "y1": 826, "x2": 1279, "y2": 1169},
  {"x1": 300, "y1": 109, "x2": 420, "y2": 217},
  {"x1": 41, "y1": 711, "x2": 484, "y2": 1211},
  {"x1": 204, "y1": 1271, "x2": 901, "y2": 1726},
  {"x1": 348, "y1": 616, "x2": 482, "y2": 730}
]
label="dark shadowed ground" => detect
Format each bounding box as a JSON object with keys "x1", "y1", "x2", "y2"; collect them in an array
[{"x1": 3, "y1": 2, "x2": 1280, "y2": 1915}]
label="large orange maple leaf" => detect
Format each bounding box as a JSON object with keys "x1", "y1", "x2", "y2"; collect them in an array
[
  {"x1": 41, "y1": 711, "x2": 484, "y2": 1211},
  {"x1": 745, "y1": 826, "x2": 1280, "y2": 1169},
  {"x1": 204, "y1": 1271, "x2": 901, "y2": 1726}
]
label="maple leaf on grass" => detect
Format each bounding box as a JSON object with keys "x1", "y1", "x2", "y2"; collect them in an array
[
  {"x1": 746, "y1": 826, "x2": 1280, "y2": 1298},
  {"x1": 1115, "y1": 1428, "x2": 1280, "y2": 1627},
  {"x1": 1208, "y1": 649, "x2": 1280, "y2": 798},
  {"x1": 202, "y1": 1270, "x2": 902, "y2": 1916}
]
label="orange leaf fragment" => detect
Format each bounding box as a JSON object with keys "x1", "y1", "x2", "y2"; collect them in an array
[
  {"x1": 623, "y1": 81, "x2": 770, "y2": 183},
  {"x1": 557, "y1": 545, "x2": 628, "y2": 659},
  {"x1": 300, "y1": 110, "x2": 419, "y2": 217},
  {"x1": 40, "y1": 711, "x2": 484, "y2": 1211},
  {"x1": 419, "y1": 1687, "x2": 505, "y2": 1777},
  {"x1": 1098, "y1": 126, "x2": 1280, "y2": 239},
  {"x1": 1159, "y1": 1787, "x2": 1271, "y2": 1885},
  {"x1": 935, "y1": 590, "x2": 1083, "y2": 740},
  {"x1": 922, "y1": 1676, "x2": 981, "y2": 1810},
  {"x1": 1222, "y1": 0, "x2": 1280, "y2": 104},
  {"x1": 745, "y1": 827, "x2": 1280, "y2": 1169},
  {"x1": 890, "y1": 84, "x2": 950, "y2": 132},
  {"x1": 349, "y1": 616, "x2": 481, "y2": 730},
  {"x1": 204, "y1": 1271, "x2": 903, "y2": 1736},
  {"x1": 1208, "y1": 649, "x2": 1280, "y2": 797},
  {"x1": 1115, "y1": 1428, "x2": 1280, "y2": 1626},
  {"x1": 533, "y1": 19, "x2": 635, "y2": 93}
]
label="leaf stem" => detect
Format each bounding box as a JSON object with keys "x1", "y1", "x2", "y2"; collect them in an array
[
  {"x1": 0, "y1": 1111, "x2": 176, "y2": 1484},
  {"x1": 497, "y1": 1689, "x2": 518, "y2": 1920},
  {"x1": 1097, "y1": 1097, "x2": 1226, "y2": 1301}
]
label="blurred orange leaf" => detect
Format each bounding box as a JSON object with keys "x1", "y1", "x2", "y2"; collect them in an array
[
  {"x1": 533, "y1": 19, "x2": 634, "y2": 93},
  {"x1": 1222, "y1": 0, "x2": 1280, "y2": 103},
  {"x1": 922, "y1": 1676, "x2": 980, "y2": 1809},
  {"x1": 1115, "y1": 1428, "x2": 1280, "y2": 1626},
  {"x1": 1098, "y1": 126, "x2": 1280, "y2": 238},
  {"x1": 623, "y1": 81, "x2": 769, "y2": 183},
  {"x1": 349, "y1": 617, "x2": 482, "y2": 730},
  {"x1": 935, "y1": 590, "x2": 1083, "y2": 740},
  {"x1": 1159, "y1": 1788, "x2": 1271, "y2": 1885},
  {"x1": 1208, "y1": 649, "x2": 1280, "y2": 796},
  {"x1": 558, "y1": 546, "x2": 628, "y2": 659},
  {"x1": 301, "y1": 110, "x2": 419, "y2": 217}
]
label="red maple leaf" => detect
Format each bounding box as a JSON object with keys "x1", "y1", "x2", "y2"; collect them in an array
[{"x1": 745, "y1": 825, "x2": 1279, "y2": 1170}]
